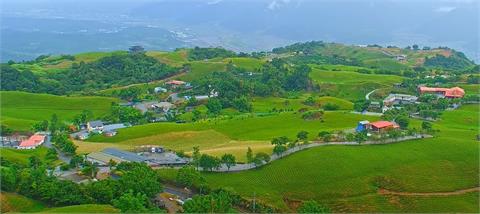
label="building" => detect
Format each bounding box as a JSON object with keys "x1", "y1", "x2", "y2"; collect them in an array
[
  {"x1": 369, "y1": 121, "x2": 400, "y2": 132},
  {"x1": 418, "y1": 86, "x2": 465, "y2": 98},
  {"x1": 356, "y1": 120, "x2": 400, "y2": 133},
  {"x1": 87, "y1": 120, "x2": 104, "y2": 132},
  {"x1": 17, "y1": 134, "x2": 46, "y2": 149},
  {"x1": 102, "y1": 148, "x2": 150, "y2": 163},
  {"x1": 395, "y1": 54, "x2": 407, "y2": 61},
  {"x1": 86, "y1": 152, "x2": 126, "y2": 166},
  {"x1": 104, "y1": 130, "x2": 117, "y2": 137},
  {"x1": 356, "y1": 120, "x2": 370, "y2": 132},
  {"x1": 382, "y1": 94, "x2": 418, "y2": 112},
  {"x1": 154, "y1": 87, "x2": 167, "y2": 93},
  {"x1": 152, "y1": 102, "x2": 175, "y2": 113}
]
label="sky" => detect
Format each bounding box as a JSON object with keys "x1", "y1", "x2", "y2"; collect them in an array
[{"x1": 1, "y1": 0, "x2": 478, "y2": 62}]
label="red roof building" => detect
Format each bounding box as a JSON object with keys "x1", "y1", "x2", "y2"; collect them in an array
[
  {"x1": 18, "y1": 134, "x2": 45, "y2": 149},
  {"x1": 368, "y1": 121, "x2": 400, "y2": 132},
  {"x1": 165, "y1": 80, "x2": 186, "y2": 85},
  {"x1": 418, "y1": 86, "x2": 465, "y2": 98}
]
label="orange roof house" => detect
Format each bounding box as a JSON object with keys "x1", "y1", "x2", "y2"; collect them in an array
[
  {"x1": 368, "y1": 121, "x2": 399, "y2": 132},
  {"x1": 18, "y1": 134, "x2": 45, "y2": 149},
  {"x1": 165, "y1": 80, "x2": 186, "y2": 85},
  {"x1": 418, "y1": 86, "x2": 465, "y2": 98}
]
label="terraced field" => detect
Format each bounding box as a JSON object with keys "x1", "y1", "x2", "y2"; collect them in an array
[{"x1": 158, "y1": 105, "x2": 479, "y2": 212}]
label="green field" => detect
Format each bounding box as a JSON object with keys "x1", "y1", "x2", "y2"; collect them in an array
[
  {"x1": 45, "y1": 204, "x2": 119, "y2": 213},
  {"x1": 82, "y1": 111, "x2": 377, "y2": 161},
  {"x1": 89, "y1": 111, "x2": 378, "y2": 143},
  {"x1": 309, "y1": 65, "x2": 404, "y2": 101},
  {"x1": 0, "y1": 192, "x2": 119, "y2": 213},
  {"x1": 158, "y1": 105, "x2": 479, "y2": 212},
  {"x1": 0, "y1": 91, "x2": 118, "y2": 131},
  {"x1": 0, "y1": 147, "x2": 49, "y2": 165},
  {"x1": 1, "y1": 192, "x2": 46, "y2": 213}
]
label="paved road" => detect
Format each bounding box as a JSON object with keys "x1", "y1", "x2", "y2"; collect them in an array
[
  {"x1": 365, "y1": 89, "x2": 377, "y2": 100},
  {"x1": 43, "y1": 135, "x2": 71, "y2": 163}
]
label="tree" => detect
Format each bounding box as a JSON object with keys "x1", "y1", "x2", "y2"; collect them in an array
[
  {"x1": 45, "y1": 148, "x2": 58, "y2": 161},
  {"x1": 199, "y1": 154, "x2": 220, "y2": 171},
  {"x1": 50, "y1": 114, "x2": 59, "y2": 133},
  {"x1": 128, "y1": 45, "x2": 145, "y2": 55},
  {"x1": 108, "y1": 159, "x2": 117, "y2": 170},
  {"x1": 354, "y1": 131, "x2": 368, "y2": 144},
  {"x1": 176, "y1": 166, "x2": 203, "y2": 188},
  {"x1": 1, "y1": 167, "x2": 17, "y2": 191},
  {"x1": 246, "y1": 147, "x2": 253, "y2": 164},
  {"x1": 113, "y1": 190, "x2": 149, "y2": 213},
  {"x1": 388, "y1": 129, "x2": 402, "y2": 141},
  {"x1": 86, "y1": 179, "x2": 119, "y2": 204},
  {"x1": 297, "y1": 200, "x2": 330, "y2": 213},
  {"x1": 192, "y1": 109, "x2": 202, "y2": 122},
  {"x1": 412, "y1": 44, "x2": 419, "y2": 50},
  {"x1": 304, "y1": 96, "x2": 316, "y2": 106},
  {"x1": 32, "y1": 120, "x2": 49, "y2": 132},
  {"x1": 118, "y1": 163, "x2": 162, "y2": 198},
  {"x1": 422, "y1": 121, "x2": 432, "y2": 131},
  {"x1": 182, "y1": 190, "x2": 236, "y2": 213},
  {"x1": 0, "y1": 124, "x2": 13, "y2": 136},
  {"x1": 82, "y1": 161, "x2": 99, "y2": 179},
  {"x1": 192, "y1": 146, "x2": 201, "y2": 169},
  {"x1": 297, "y1": 131, "x2": 309, "y2": 141},
  {"x1": 271, "y1": 136, "x2": 289, "y2": 156},
  {"x1": 253, "y1": 152, "x2": 270, "y2": 168},
  {"x1": 206, "y1": 98, "x2": 223, "y2": 115},
  {"x1": 28, "y1": 156, "x2": 42, "y2": 169},
  {"x1": 396, "y1": 116, "x2": 409, "y2": 129},
  {"x1": 221, "y1": 154, "x2": 236, "y2": 171},
  {"x1": 69, "y1": 155, "x2": 84, "y2": 168}
]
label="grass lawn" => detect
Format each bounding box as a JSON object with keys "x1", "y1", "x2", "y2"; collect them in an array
[
  {"x1": 309, "y1": 65, "x2": 404, "y2": 101},
  {"x1": 222, "y1": 57, "x2": 265, "y2": 71},
  {"x1": 179, "y1": 61, "x2": 227, "y2": 82},
  {"x1": 89, "y1": 111, "x2": 379, "y2": 143},
  {"x1": 0, "y1": 192, "x2": 46, "y2": 213},
  {"x1": 157, "y1": 105, "x2": 479, "y2": 212},
  {"x1": 0, "y1": 91, "x2": 118, "y2": 131},
  {"x1": 0, "y1": 147, "x2": 49, "y2": 165},
  {"x1": 83, "y1": 111, "x2": 377, "y2": 161},
  {"x1": 44, "y1": 204, "x2": 119, "y2": 213},
  {"x1": 251, "y1": 96, "x2": 353, "y2": 112}
]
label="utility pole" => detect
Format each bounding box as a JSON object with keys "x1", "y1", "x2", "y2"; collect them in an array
[{"x1": 253, "y1": 191, "x2": 256, "y2": 212}]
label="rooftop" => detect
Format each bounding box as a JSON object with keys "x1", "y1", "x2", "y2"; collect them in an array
[
  {"x1": 370, "y1": 121, "x2": 399, "y2": 129},
  {"x1": 88, "y1": 120, "x2": 104, "y2": 127},
  {"x1": 19, "y1": 134, "x2": 45, "y2": 147},
  {"x1": 102, "y1": 148, "x2": 148, "y2": 163}
]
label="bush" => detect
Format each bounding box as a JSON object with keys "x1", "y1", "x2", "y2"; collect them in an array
[{"x1": 323, "y1": 103, "x2": 339, "y2": 110}]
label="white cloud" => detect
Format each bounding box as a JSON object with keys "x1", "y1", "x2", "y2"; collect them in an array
[
  {"x1": 267, "y1": 0, "x2": 291, "y2": 10},
  {"x1": 434, "y1": 6, "x2": 457, "y2": 13},
  {"x1": 207, "y1": 0, "x2": 223, "y2": 5}
]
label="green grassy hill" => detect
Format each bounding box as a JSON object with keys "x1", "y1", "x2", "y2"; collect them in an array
[
  {"x1": 0, "y1": 91, "x2": 118, "y2": 131},
  {"x1": 309, "y1": 65, "x2": 404, "y2": 101},
  {"x1": 158, "y1": 105, "x2": 479, "y2": 212},
  {"x1": 1, "y1": 192, "x2": 46, "y2": 213},
  {"x1": 0, "y1": 192, "x2": 119, "y2": 213}
]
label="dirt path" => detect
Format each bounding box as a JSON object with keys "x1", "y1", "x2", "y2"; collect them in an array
[{"x1": 378, "y1": 187, "x2": 480, "y2": 196}]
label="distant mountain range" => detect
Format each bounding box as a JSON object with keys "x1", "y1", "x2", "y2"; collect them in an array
[{"x1": 1, "y1": 0, "x2": 478, "y2": 62}]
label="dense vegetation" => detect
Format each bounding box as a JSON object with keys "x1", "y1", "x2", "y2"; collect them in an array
[
  {"x1": 1, "y1": 53, "x2": 178, "y2": 95},
  {"x1": 188, "y1": 47, "x2": 237, "y2": 60},
  {"x1": 424, "y1": 51, "x2": 474, "y2": 70}
]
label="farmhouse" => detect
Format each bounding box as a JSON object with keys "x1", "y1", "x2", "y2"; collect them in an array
[
  {"x1": 382, "y1": 94, "x2": 418, "y2": 112},
  {"x1": 418, "y1": 86, "x2": 465, "y2": 98},
  {"x1": 369, "y1": 121, "x2": 400, "y2": 132},
  {"x1": 17, "y1": 134, "x2": 46, "y2": 149},
  {"x1": 165, "y1": 80, "x2": 191, "y2": 89},
  {"x1": 102, "y1": 148, "x2": 150, "y2": 164},
  {"x1": 356, "y1": 120, "x2": 399, "y2": 133},
  {"x1": 87, "y1": 120, "x2": 104, "y2": 133}
]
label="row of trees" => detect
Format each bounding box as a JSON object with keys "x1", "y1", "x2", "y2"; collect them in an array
[{"x1": 1, "y1": 157, "x2": 164, "y2": 213}]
